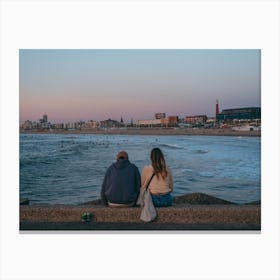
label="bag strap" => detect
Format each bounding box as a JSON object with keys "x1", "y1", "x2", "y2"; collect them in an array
[{"x1": 145, "y1": 173, "x2": 155, "y2": 191}]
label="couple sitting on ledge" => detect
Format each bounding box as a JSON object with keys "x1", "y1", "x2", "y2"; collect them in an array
[{"x1": 101, "y1": 147, "x2": 173, "y2": 208}]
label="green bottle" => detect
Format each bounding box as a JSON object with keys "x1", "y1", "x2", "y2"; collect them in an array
[{"x1": 81, "y1": 212, "x2": 92, "y2": 222}]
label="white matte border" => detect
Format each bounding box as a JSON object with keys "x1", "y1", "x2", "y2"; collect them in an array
[{"x1": 1, "y1": 1, "x2": 279, "y2": 280}]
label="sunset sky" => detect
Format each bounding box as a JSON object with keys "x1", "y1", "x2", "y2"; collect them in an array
[{"x1": 19, "y1": 49, "x2": 261, "y2": 123}]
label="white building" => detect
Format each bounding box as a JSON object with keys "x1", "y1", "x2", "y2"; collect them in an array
[
  {"x1": 85, "y1": 120, "x2": 98, "y2": 129},
  {"x1": 137, "y1": 119, "x2": 162, "y2": 126}
]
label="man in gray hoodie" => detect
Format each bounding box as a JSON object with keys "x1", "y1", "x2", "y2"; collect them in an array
[{"x1": 101, "y1": 151, "x2": 141, "y2": 207}]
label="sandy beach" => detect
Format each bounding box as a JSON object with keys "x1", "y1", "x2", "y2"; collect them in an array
[
  {"x1": 20, "y1": 127, "x2": 261, "y2": 137},
  {"x1": 20, "y1": 193, "x2": 261, "y2": 231}
]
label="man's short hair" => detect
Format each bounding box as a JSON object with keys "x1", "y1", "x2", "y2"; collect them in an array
[{"x1": 116, "y1": 151, "x2": 128, "y2": 160}]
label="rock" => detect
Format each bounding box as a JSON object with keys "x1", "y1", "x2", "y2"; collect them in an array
[
  {"x1": 173, "y1": 192, "x2": 236, "y2": 205},
  {"x1": 79, "y1": 193, "x2": 236, "y2": 206},
  {"x1": 80, "y1": 199, "x2": 102, "y2": 206},
  {"x1": 20, "y1": 198, "x2": 30, "y2": 205},
  {"x1": 245, "y1": 200, "x2": 261, "y2": 205}
]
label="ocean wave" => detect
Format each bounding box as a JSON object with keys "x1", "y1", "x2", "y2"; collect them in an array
[
  {"x1": 211, "y1": 185, "x2": 239, "y2": 190},
  {"x1": 20, "y1": 134, "x2": 261, "y2": 205},
  {"x1": 188, "y1": 177, "x2": 198, "y2": 182},
  {"x1": 20, "y1": 158, "x2": 50, "y2": 167},
  {"x1": 199, "y1": 171, "x2": 214, "y2": 178},
  {"x1": 193, "y1": 149, "x2": 208, "y2": 154},
  {"x1": 182, "y1": 168, "x2": 193, "y2": 172},
  {"x1": 159, "y1": 143, "x2": 184, "y2": 149}
]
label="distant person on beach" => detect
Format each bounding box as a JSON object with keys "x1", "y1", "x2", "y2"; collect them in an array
[
  {"x1": 101, "y1": 151, "x2": 141, "y2": 207},
  {"x1": 141, "y1": 147, "x2": 173, "y2": 207}
]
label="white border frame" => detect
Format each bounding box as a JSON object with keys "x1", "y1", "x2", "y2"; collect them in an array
[{"x1": 1, "y1": 1, "x2": 279, "y2": 280}]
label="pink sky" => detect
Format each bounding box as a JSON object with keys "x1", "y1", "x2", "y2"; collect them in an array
[{"x1": 20, "y1": 49, "x2": 261, "y2": 123}]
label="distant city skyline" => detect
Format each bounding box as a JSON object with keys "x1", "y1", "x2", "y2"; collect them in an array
[{"x1": 19, "y1": 49, "x2": 261, "y2": 123}]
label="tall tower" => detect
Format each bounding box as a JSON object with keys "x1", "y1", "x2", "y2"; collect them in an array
[
  {"x1": 43, "y1": 114, "x2": 48, "y2": 123},
  {"x1": 215, "y1": 100, "x2": 219, "y2": 117}
]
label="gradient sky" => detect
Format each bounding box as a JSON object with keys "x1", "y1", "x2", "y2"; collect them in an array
[{"x1": 19, "y1": 49, "x2": 261, "y2": 123}]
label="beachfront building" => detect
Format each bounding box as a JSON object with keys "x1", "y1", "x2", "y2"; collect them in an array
[
  {"x1": 185, "y1": 115, "x2": 208, "y2": 126},
  {"x1": 137, "y1": 118, "x2": 162, "y2": 127},
  {"x1": 21, "y1": 120, "x2": 33, "y2": 130},
  {"x1": 43, "y1": 114, "x2": 48, "y2": 123},
  {"x1": 20, "y1": 115, "x2": 51, "y2": 130},
  {"x1": 37, "y1": 114, "x2": 51, "y2": 129},
  {"x1": 99, "y1": 119, "x2": 121, "y2": 128},
  {"x1": 155, "y1": 113, "x2": 166, "y2": 119},
  {"x1": 205, "y1": 118, "x2": 216, "y2": 128},
  {"x1": 216, "y1": 107, "x2": 261, "y2": 123},
  {"x1": 53, "y1": 123, "x2": 64, "y2": 129},
  {"x1": 84, "y1": 120, "x2": 98, "y2": 129},
  {"x1": 162, "y1": 116, "x2": 179, "y2": 126},
  {"x1": 138, "y1": 115, "x2": 179, "y2": 127},
  {"x1": 64, "y1": 122, "x2": 77, "y2": 130}
]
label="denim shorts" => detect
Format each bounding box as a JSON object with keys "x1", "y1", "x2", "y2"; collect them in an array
[{"x1": 151, "y1": 193, "x2": 172, "y2": 207}]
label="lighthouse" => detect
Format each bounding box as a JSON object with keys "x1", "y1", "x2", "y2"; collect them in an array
[{"x1": 215, "y1": 99, "x2": 219, "y2": 117}]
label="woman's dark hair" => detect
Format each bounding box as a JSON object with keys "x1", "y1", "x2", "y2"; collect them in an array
[{"x1": 150, "y1": 148, "x2": 168, "y2": 179}]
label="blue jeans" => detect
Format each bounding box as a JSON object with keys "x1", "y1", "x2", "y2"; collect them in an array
[{"x1": 151, "y1": 193, "x2": 172, "y2": 207}]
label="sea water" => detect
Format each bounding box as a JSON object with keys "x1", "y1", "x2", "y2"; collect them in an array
[{"x1": 20, "y1": 133, "x2": 261, "y2": 205}]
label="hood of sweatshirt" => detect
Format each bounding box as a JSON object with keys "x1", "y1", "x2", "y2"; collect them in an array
[{"x1": 113, "y1": 159, "x2": 131, "y2": 169}]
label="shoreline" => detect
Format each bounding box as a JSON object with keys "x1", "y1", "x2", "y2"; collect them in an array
[
  {"x1": 20, "y1": 193, "x2": 261, "y2": 231},
  {"x1": 20, "y1": 128, "x2": 261, "y2": 137}
]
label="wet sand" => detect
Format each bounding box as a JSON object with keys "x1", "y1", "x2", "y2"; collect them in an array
[{"x1": 20, "y1": 193, "x2": 261, "y2": 231}]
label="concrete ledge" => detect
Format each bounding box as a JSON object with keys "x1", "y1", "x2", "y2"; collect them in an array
[
  {"x1": 20, "y1": 204, "x2": 261, "y2": 231},
  {"x1": 20, "y1": 221, "x2": 261, "y2": 231},
  {"x1": 20, "y1": 193, "x2": 261, "y2": 231}
]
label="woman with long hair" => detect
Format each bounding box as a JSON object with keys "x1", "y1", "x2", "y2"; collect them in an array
[{"x1": 141, "y1": 147, "x2": 173, "y2": 207}]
